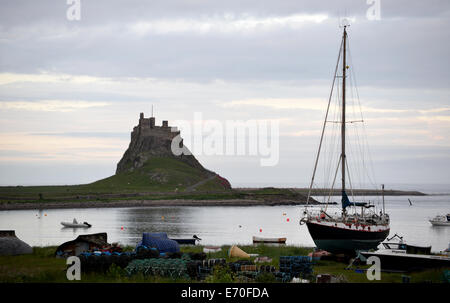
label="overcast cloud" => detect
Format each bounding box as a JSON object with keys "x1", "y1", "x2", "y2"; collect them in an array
[{"x1": 0, "y1": 0, "x2": 449, "y2": 189}]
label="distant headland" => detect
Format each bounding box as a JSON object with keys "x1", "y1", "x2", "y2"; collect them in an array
[{"x1": 0, "y1": 112, "x2": 425, "y2": 210}]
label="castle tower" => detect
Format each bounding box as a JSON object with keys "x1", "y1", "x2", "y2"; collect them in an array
[
  {"x1": 150, "y1": 105, "x2": 155, "y2": 128},
  {"x1": 139, "y1": 112, "x2": 144, "y2": 127}
]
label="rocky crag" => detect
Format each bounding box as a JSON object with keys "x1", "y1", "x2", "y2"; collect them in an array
[{"x1": 114, "y1": 113, "x2": 231, "y2": 191}]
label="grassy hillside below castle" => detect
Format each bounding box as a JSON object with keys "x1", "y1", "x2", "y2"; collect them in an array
[
  {"x1": 0, "y1": 157, "x2": 231, "y2": 199},
  {"x1": 91, "y1": 157, "x2": 227, "y2": 192},
  {"x1": 0, "y1": 156, "x2": 318, "y2": 208},
  {"x1": 0, "y1": 156, "x2": 425, "y2": 208}
]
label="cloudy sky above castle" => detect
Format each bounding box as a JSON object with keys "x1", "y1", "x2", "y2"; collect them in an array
[{"x1": 0, "y1": 0, "x2": 449, "y2": 189}]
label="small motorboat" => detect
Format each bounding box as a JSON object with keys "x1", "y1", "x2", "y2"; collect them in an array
[
  {"x1": 61, "y1": 218, "x2": 92, "y2": 228},
  {"x1": 171, "y1": 235, "x2": 201, "y2": 245},
  {"x1": 429, "y1": 214, "x2": 450, "y2": 226},
  {"x1": 252, "y1": 236, "x2": 287, "y2": 244},
  {"x1": 358, "y1": 234, "x2": 450, "y2": 271}
]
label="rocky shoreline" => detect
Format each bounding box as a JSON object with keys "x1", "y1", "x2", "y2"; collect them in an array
[{"x1": 0, "y1": 199, "x2": 324, "y2": 211}]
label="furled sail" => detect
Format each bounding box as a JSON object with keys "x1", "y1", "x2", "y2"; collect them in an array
[{"x1": 341, "y1": 191, "x2": 368, "y2": 209}]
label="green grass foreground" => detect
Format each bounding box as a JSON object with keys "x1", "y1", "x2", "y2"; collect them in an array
[{"x1": 0, "y1": 245, "x2": 447, "y2": 283}]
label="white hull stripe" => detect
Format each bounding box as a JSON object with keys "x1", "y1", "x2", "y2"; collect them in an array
[{"x1": 309, "y1": 220, "x2": 390, "y2": 233}]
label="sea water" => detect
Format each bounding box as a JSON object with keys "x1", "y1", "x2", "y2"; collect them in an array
[{"x1": 0, "y1": 195, "x2": 449, "y2": 251}]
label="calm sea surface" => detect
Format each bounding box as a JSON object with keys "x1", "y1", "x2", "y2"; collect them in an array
[{"x1": 0, "y1": 195, "x2": 449, "y2": 251}]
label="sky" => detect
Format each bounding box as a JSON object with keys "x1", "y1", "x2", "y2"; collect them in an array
[{"x1": 0, "y1": 0, "x2": 449, "y2": 189}]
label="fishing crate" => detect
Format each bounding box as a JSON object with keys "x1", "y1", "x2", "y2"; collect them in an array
[
  {"x1": 279, "y1": 256, "x2": 313, "y2": 278},
  {"x1": 240, "y1": 265, "x2": 257, "y2": 272},
  {"x1": 198, "y1": 266, "x2": 213, "y2": 280}
]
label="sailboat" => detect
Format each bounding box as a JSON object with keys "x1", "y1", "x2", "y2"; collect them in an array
[{"x1": 300, "y1": 25, "x2": 390, "y2": 254}]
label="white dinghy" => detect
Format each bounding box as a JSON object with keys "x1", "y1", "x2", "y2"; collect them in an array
[{"x1": 61, "y1": 218, "x2": 92, "y2": 228}]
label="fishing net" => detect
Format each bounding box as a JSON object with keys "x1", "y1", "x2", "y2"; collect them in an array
[{"x1": 125, "y1": 258, "x2": 190, "y2": 279}]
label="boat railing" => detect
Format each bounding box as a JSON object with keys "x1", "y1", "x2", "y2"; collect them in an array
[
  {"x1": 305, "y1": 210, "x2": 389, "y2": 225},
  {"x1": 382, "y1": 242, "x2": 407, "y2": 250}
]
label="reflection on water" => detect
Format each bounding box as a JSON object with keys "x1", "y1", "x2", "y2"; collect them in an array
[
  {"x1": 118, "y1": 206, "x2": 315, "y2": 247},
  {"x1": 0, "y1": 195, "x2": 449, "y2": 251}
]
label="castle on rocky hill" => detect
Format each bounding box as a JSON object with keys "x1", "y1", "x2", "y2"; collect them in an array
[
  {"x1": 117, "y1": 112, "x2": 187, "y2": 174},
  {"x1": 115, "y1": 112, "x2": 231, "y2": 190}
]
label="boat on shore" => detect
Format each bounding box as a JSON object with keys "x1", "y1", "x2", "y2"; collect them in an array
[
  {"x1": 252, "y1": 236, "x2": 287, "y2": 244},
  {"x1": 203, "y1": 246, "x2": 222, "y2": 253},
  {"x1": 171, "y1": 235, "x2": 201, "y2": 245},
  {"x1": 300, "y1": 25, "x2": 390, "y2": 255},
  {"x1": 61, "y1": 218, "x2": 92, "y2": 228},
  {"x1": 172, "y1": 238, "x2": 196, "y2": 245},
  {"x1": 359, "y1": 235, "x2": 449, "y2": 271},
  {"x1": 429, "y1": 214, "x2": 450, "y2": 226}
]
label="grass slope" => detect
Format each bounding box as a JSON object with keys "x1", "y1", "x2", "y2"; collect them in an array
[
  {"x1": 0, "y1": 157, "x2": 229, "y2": 201},
  {"x1": 90, "y1": 157, "x2": 222, "y2": 192}
]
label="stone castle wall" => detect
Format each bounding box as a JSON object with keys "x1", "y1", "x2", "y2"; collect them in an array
[{"x1": 131, "y1": 114, "x2": 180, "y2": 140}]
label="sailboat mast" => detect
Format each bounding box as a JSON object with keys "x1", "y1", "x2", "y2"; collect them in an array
[{"x1": 341, "y1": 26, "x2": 347, "y2": 195}]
